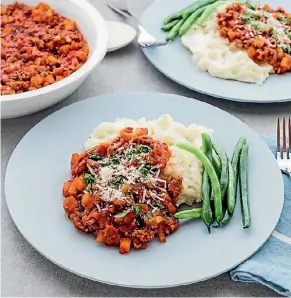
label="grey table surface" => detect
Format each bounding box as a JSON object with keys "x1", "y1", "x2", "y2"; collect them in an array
[{"x1": 1, "y1": 0, "x2": 290, "y2": 297}]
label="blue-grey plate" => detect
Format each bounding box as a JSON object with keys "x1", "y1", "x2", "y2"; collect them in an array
[
  {"x1": 141, "y1": 0, "x2": 291, "y2": 103},
  {"x1": 5, "y1": 93, "x2": 284, "y2": 288}
]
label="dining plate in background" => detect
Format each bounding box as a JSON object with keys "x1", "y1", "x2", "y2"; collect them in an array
[
  {"x1": 141, "y1": 0, "x2": 291, "y2": 103},
  {"x1": 5, "y1": 93, "x2": 284, "y2": 288}
]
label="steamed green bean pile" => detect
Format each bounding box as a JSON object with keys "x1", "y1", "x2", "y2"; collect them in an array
[
  {"x1": 175, "y1": 134, "x2": 251, "y2": 232},
  {"x1": 161, "y1": 0, "x2": 225, "y2": 41}
]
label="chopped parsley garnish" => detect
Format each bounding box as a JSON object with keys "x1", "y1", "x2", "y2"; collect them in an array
[
  {"x1": 140, "y1": 165, "x2": 151, "y2": 176},
  {"x1": 278, "y1": 16, "x2": 291, "y2": 24},
  {"x1": 89, "y1": 154, "x2": 103, "y2": 161},
  {"x1": 154, "y1": 202, "x2": 166, "y2": 210},
  {"x1": 125, "y1": 148, "x2": 133, "y2": 156},
  {"x1": 86, "y1": 183, "x2": 92, "y2": 192},
  {"x1": 84, "y1": 173, "x2": 94, "y2": 185},
  {"x1": 136, "y1": 145, "x2": 151, "y2": 154},
  {"x1": 102, "y1": 156, "x2": 120, "y2": 167},
  {"x1": 253, "y1": 23, "x2": 261, "y2": 31},
  {"x1": 146, "y1": 212, "x2": 153, "y2": 218},
  {"x1": 242, "y1": 11, "x2": 259, "y2": 24},
  {"x1": 286, "y1": 30, "x2": 291, "y2": 39},
  {"x1": 246, "y1": 1, "x2": 256, "y2": 10},
  {"x1": 114, "y1": 209, "x2": 130, "y2": 218},
  {"x1": 111, "y1": 175, "x2": 124, "y2": 185},
  {"x1": 132, "y1": 205, "x2": 141, "y2": 214},
  {"x1": 279, "y1": 44, "x2": 291, "y2": 54},
  {"x1": 133, "y1": 155, "x2": 141, "y2": 161},
  {"x1": 272, "y1": 29, "x2": 279, "y2": 36},
  {"x1": 110, "y1": 156, "x2": 120, "y2": 165}
]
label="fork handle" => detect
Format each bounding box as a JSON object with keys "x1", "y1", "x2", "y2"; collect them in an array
[{"x1": 107, "y1": 3, "x2": 146, "y2": 34}]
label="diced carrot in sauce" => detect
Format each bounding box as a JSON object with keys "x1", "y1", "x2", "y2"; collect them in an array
[
  {"x1": 62, "y1": 181, "x2": 72, "y2": 196},
  {"x1": 253, "y1": 38, "x2": 265, "y2": 49},
  {"x1": 63, "y1": 19, "x2": 76, "y2": 30},
  {"x1": 55, "y1": 76, "x2": 64, "y2": 82},
  {"x1": 52, "y1": 67, "x2": 64, "y2": 77},
  {"x1": 63, "y1": 196, "x2": 78, "y2": 215},
  {"x1": 277, "y1": 48, "x2": 284, "y2": 59},
  {"x1": 96, "y1": 231, "x2": 104, "y2": 243},
  {"x1": 48, "y1": 55, "x2": 58, "y2": 65},
  {"x1": 71, "y1": 153, "x2": 80, "y2": 170},
  {"x1": 59, "y1": 45, "x2": 70, "y2": 55},
  {"x1": 135, "y1": 128, "x2": 148, "y2": 136},
  {"x1": 226, "y1": 30, "x2": 237, "y2": 41},
  {"x1": 82, "y1": 193, "x2": 94, "y2": 210},
  {"x1": 2, "y1": 27, "x2": 12, "y2": 35},
  {"x1": 133, "y1": 204, "x2": 149, "y2": 212},
  {"x1": 44, "y1": 75, "x2": 55, "y2": 84},
  {"x1": 280, "y1": 56, "x2": 291, "y2": 70},
  {"x1": 1, "y1": 6, "x2": 7, "y2": 15},
  {"x1": 71, "y1": 41, "x2": 80, "y2": 50},
  {"x1": 74, "y1": 177, "x2": 86, "y2": 191},
  {"x1": 149, "y1": 216, "x2": 164, "y2": 227},
  {"x1": 119, "y1": 238, "x2": 131, "y2": 254},
  {"x1": 247, "y1": 47, "x2": 256, "y2": 59},
  {"x1": 30, "y1": 75, "x2": 43, "y2": 88},
  {"x1": 166, "y1": 202, "x2": 177, "y2": 215},
  {"x1": 262, "y1": 4, "x2": 271, "y2": 11},
  {"x1": 113, "y1": 199, "x2": 126, "y2": 207},
  {"x1": 121, "y1": 184, "x2": 131, "y2": 193}
]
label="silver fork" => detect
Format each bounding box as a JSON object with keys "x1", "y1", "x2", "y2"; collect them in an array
[
  {"x1": 276, "y1": 116, "x2": 291, "y2": 177},
  {"x1": 107, "y1": 0, "x2": 168, "y2": 48}
]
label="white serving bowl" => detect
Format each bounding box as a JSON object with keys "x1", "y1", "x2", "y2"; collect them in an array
[{"x1": 1, "y1": 0, "x2": 108, "y2": 119}]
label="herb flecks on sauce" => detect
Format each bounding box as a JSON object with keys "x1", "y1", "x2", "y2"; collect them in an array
[
  {"x1": 217, "y1": 3, "x2": 291, "y2": 74},
  {"x1": 63, "y1": 127, "x2": 183, "y2": 254}
]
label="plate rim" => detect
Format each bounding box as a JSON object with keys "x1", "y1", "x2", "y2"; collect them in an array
[
  {"x1": 4, "y1": 92, "x2": 285, "y2": 288},
  {"x1": 140, "y1": 0, "x2": 291, "y2": 104}
]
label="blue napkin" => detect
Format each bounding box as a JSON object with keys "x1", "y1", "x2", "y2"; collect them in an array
[{"x1": 230, "y1": 137, "x2": 291, "y2": 297}]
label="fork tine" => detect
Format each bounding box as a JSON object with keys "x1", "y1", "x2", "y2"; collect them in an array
[
  {"x1": 142, "y1": 41, "x2": 167, "y2": 48},
  {"x1": 277, "y1": 117, "x2": 281, "y2": 153},
  {"x1": 283, "y1": 117, "x2": 287, "y2": 153}
]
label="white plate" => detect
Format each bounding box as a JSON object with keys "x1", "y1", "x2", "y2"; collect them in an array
[
  {"x1": 5, "y1": 92, "x2": 284, "y2": 288},
  {"x1": 141, "y1": 0, "x2": 291, "y2": 103}
]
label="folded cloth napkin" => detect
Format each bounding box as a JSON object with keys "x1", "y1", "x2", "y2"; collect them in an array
[{"x1": 230, "y1": 137, "x2": 291, "y2": 297}]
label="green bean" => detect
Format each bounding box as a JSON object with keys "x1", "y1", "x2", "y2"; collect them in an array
[
  {"x1": 196, "y1": 1, "x2": 226, "y2": 26},
  {"x1": 213, "y1": 209, "x2": 231, "y2": 227},
  {"x1": 201, "y1": 171, "x2": 212, "y2": 232},
  {"x1": 202, "y1": 133, "x2": 213, "y2": 162},
  {"x1": 163, "y1": 1, "x2": 199, "y2": 25},
  {"x1": 179, "y1": 6, "x2": 205, "y2": 36},
  {"x1": 175, "y1": 207, "x2": 202, "y2": 219},
  {"x1": 176, "y1": 143, "x2": 223, "y2": 223},
  {"x1": 167, "y1": 19, "x2": 185, "y2": 41},
  {"x1": 227, "y1": 159, "x2": 236, "y2": 215},
  {"x1": 182, "y1": 0, "x2": 218, "y2": 20},
  {"x1": 201, "y1": 133, "x2": 213, "y2": 233},
  {"x1": 232, "y1": 137, "x2": 247, "y2": 197},
  {"x1": 163, "y1": 12, "x2": 182, "y2": 25},
  {"x1": 239, "y1": 144, "x2": 251, "y2": 229},
  {"x1": 161, "y1": 19, "x2": 179, "y2": 31},
  {"x1": 212, "y1": 149, "x2": 222, "y2": 178},
  {"x1": 213, "y1": 144, "x2": 229, "y2": 200}
]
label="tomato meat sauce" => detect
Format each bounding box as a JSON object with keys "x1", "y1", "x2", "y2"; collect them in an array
[
  {"x1": 1, "y1": 2, "x2": 89, "y2": 95},
  {"x1": 217, "y1": 3, "x2": 291, "y2": 74},
  {"x1": 63, "y1": 127, "x2": 182, "y2": 254}
]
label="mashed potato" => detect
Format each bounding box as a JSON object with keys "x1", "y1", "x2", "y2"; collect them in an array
[{"x1": 85, "y1": 115, "x2": 213, "y2": 205}]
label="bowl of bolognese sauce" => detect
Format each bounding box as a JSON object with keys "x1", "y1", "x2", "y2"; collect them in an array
[{"x1": 1, "y1": 0, "x2": 108, "y2": 119}]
